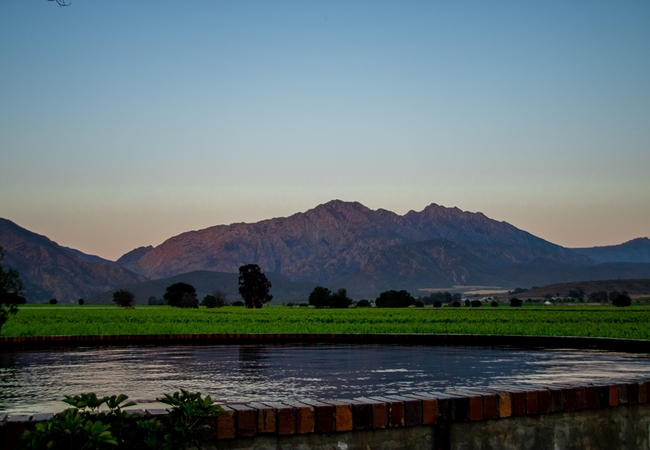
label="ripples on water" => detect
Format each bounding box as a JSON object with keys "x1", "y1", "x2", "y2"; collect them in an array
[{"x1": 2, "y1": 344, "x2": 650, "y2": 414}]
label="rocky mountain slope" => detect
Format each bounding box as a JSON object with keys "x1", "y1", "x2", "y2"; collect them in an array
[
  {"x1": 3, "y1": 201, "x2": 649, "y2": 301},
  {"x1": 0, "y1": 219, "x2": 147, "y2": 303},
  {"x1": 118, "y1": 200, "x2": 605, "y2": 296}
]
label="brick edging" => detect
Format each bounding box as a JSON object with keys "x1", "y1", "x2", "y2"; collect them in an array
[
  {"x1": 2, "y1": 333, "x2": 650, "y2": 352},
  {"x1": 2, "y1": 379, "x2": 649, "y2": 445}
]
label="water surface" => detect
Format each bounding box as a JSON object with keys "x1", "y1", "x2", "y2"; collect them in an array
[{"x1": 2, "y1": 344, "x2": 650, "y2": 414}]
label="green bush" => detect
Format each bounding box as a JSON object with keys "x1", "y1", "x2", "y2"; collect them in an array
[{"x1": 19, "y1": 390, "x2": 223, "y2": 450}]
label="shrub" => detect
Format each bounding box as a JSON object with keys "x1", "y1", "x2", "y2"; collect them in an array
[
  {"x1": 433, "y1": 301, "x2": 442, "y2": 308},
  {"x1": 202, "y1": 289, "x2": 230, "y2": 308},
  {"x1": 510, "y1": 298, "x2": 523, "y2": 307},
  {"x1": 231, "y1": 301, "x2": 245, "y2": 307},
  {"x1": 356, "y1": 299, "x2": 372, "y2": 308},
  {"x1": 19, "y1": 390, "x2": 223, "y2": 450},
  {"x1": 414, "y1": 301, "x2": 424, "y2": 308},
  {"x1": 491, "y1": 301, "x2": 499, "y2": 307},
  {"x1": 613, "y1": 294, "x2": 632, "y2": 307},
  {"x1": 330, "y1": 288, "x2": 353, "y2": 308},
  {"x1": 375, "y1": 290, "x2": 415, "y2": 308},
  {"x1": 49, "y1": 298, "x2": 57, "y2": 305},
  {"x1": 451, "y1": 301, "x2": 461, "y2": 307},
  {"x1": 470, "y1": 300, "x2": 482, "y2": 307},
  {"x1": 164, "y1": 283, "x2": 198, "y2": 308},
  {"x1": 113, "y1": 289, "x2": 135, "y2": 308},
  {"x1": 309, "y1": 286, "x2": 332, "y2": 308},
  {"x1": 78, "y1": 299, "x2": 84, "y2": 305}
]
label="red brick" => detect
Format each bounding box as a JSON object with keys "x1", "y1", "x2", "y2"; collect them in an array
[
  {"x1": 369, "y1": 396, "x2": 404, "y2": 427},
  {"x1": 498, "y1": 392, "x2": 512, "y2": 418},
  {"x1": 281, "y1": 401, "x2": 314, "y2": 434},
  {"x1": 386, "y1": 395, "x2": 423, "y2": 426},
  {"x1": 300, "y1": 400, "x2": 335, "y2": 433},
  {"x1": 538, "y1": 390, "x2": 551, "y2": 414},
  {"x1": 228, "y1": 404, "x2": 256, "y2": 437},
  {"x1": 526, "y1": 391, "x2": 539, "y2": 415},
  {"x1": 262, "y1": 402, "x2": 296, "y2": 435},
  {"x1": 324, "y1": 400, "x2": 353, "y2": 432},
  {"x1": 561, "y1": 387, "x2": 576, "y2": 411},
  {"x1": 585, "y1": 386, "x2": 599, "y2": 409},
  {"x1": 404, "y1": 394, "x2": 438, "y2": 424},
  {"x1": 512, "y1": 391, "x2": 526, "y2": 416},
  {"x1": 355, "y1": 397, "x2": 388, "y2": 429},
  {"x1": 248, "y1": 403, "x2": 276, "y2": 434},
  {"x1": 215, "y1": 405, "x2": 237, "y2": 439},
  {"x1": 575, "y1": 387, "x2": 587, "y2": 410},
  {"x1": 609, "y1": 385, "x2": 619, "y2": 407},
  {"x1": 639, "y1": 382, "x2": 647, "y2": 404},
  {"x1": 466, "y1": 395, "x2": 482, "y2": 421}
]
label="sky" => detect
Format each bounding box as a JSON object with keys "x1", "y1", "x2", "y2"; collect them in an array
[{"x1": 1, "y1": 1, "x2": 649, "y2": 261}]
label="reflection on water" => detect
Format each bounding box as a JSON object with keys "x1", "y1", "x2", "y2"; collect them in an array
[{"x1": 2, "y1": 344, "x2": 650, "y2": 414}]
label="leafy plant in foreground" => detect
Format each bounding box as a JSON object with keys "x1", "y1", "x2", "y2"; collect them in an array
[{"x1": 19, "y1": 390, "x2": 223, "y2": 450}]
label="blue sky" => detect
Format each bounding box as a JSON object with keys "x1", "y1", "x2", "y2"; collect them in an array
[{"x1": 1, "y1": 1, "x2": 649, "y2": 260}]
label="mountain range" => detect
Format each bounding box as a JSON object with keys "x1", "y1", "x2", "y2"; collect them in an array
[{"x1": 1, "y1": 200, "x2": 649, "y2": 302}]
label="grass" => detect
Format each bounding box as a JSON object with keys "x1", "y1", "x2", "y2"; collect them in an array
[{"x1": 2, "y1": 304, "x2": 650, "y2": 339}]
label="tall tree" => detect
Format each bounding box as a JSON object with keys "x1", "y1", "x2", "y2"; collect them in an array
[
  {"x1": 308, "y1": 286, "x2": 332, "y2": 308},
  {"x1": 164, "y1": 282, "x2": 199, "y2": 308},
  {"x1": 375, "y1": 290, "x2": 414, "y2": 308},
  {"x1": 0, "y1": 248, "x2": 26, "y2": 332},
  {"x1": 330, "y1": 288, "x2": 353, "y2": 309},
  {"x1": 113, "y1": 289, "x2": 135, "y2": 308},
  {"x1": 238, "y1": 264, "x2": 272, "y2": 309}
]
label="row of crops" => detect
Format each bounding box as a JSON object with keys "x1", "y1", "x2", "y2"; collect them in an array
[{"x1": 2, "y1": 305, "x2": 650, "y2": 339}]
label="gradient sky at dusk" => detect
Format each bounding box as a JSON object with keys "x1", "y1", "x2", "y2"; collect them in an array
[{"x1": 1, "y1": 1, "x2": 649, "y2": 260}]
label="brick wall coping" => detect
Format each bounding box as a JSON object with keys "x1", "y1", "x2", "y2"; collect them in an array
[
  {"x1": 2, "y1": 377, "x2": 650, "y2": 446},
  {"x1": 2, "y1": 333, "x2": 650, "y2": 352}
]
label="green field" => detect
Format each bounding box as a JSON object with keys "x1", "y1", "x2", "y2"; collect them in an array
[{"x1": 2, "y1": 305, "x2": 650, "y2": 339}]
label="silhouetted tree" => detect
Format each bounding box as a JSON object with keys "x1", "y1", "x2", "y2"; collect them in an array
[
  {"x1": 164, "y1": 282, "x2": 198, "y2": 308},
  {"x1": 470, "y1": 300, "x2": 482, "y2": 307},
  {"x1": 376, "y1": 290, "x2": 415, "y2": 308},
  {"x1": 330, "y1": 288, "x2": 353, "y2": 308},
  {"x1": 113, "y1": 289, "x2": 135, "y2": 307},
  {"x1": 510, "y1": 297, "x2": 523, "y2": 307},
  {"x1": 309, "y1": 286, "x2": 332, "y2": 308},
  {"x1": 238, "y1": 264, "x2": 272, "y2": 308},
  {"x1": 491, "y1": 301, "x2": 499, "y2": 307},
  {"x1": 49, "y1": 298, "x2": 57, "y2": 305},
  {"x1": 78, "y1": 299, "x2": 84, "y2": 305},
  {"x1": 0, "y1": 248, "x2": 26, "y2": 332},
  {"x1": 202, "y1": 289, "x2": 230, "y2": 308},
  {"x1": 613, "y1": 294, "x2": 632, "y2": 307},
  {"x1": 356, "y1": 299, "x2": 372, "y2": 308}
]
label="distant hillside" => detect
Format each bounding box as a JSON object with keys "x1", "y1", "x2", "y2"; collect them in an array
[
  {"x1": 516, "y1": 279, "x2": 650, "y2": 299},
  {"x1": 573, "y1": 238, "x2": 650, "y2": 264},
  {"x1": 5, "y1": 201, "x2": 650, "y2": 301},
  {"x1": 119, "y1": 200, "x2": 592, "y2": 297},
  {"x1": 0, "y1": 218, "x2": 147, "y2": 303},
  {"x1": 89, "y1": 270, "x2": 318, "y2": 305}
]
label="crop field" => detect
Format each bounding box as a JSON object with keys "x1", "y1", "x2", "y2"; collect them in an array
[{"x1": 2, "y1": 305, "x2": 650, "y2": 339}]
